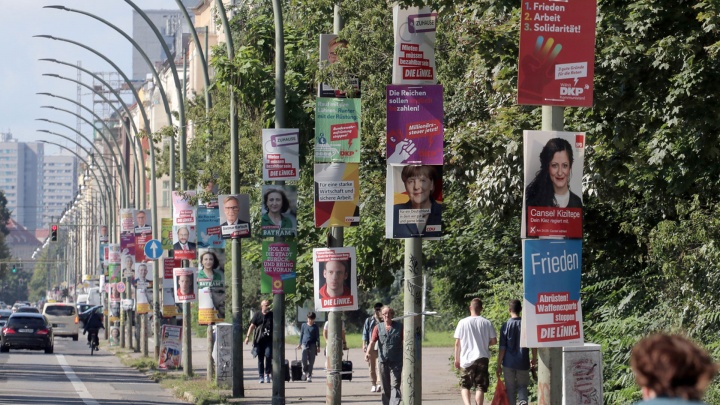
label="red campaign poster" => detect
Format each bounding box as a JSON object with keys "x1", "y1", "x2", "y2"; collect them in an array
[{"x1": 517, "y1": 0, "x2": 597, "y2": 107}]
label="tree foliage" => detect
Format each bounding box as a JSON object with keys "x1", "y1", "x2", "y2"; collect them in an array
[{"x1": 158, "y1": 0, "x2": 720, "y2": 401}]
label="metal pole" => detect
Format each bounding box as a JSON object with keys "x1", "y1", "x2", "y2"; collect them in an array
[
  {"x1": 402, "y1": 240, "x2": 422, "y2": 404},
  {"x1": 326, "y1": 5, "x2": 344, "y2": 405},
  {"x1": 271, "y1": 1, "x2": 287, "y2": 404},
  {"x1": 537, "y1": 105, "x2": 565, "y2": 405},
  {"x1": 214, "y1": 0, "x2": 244, "y2": 397}
]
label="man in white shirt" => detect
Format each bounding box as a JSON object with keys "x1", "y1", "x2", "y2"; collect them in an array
[{"x1": 454, "y1": 298, "x2": 497, "y2": 405}]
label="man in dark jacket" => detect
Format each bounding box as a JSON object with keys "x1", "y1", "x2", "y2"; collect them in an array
[{"x1": 83, "y1": 309, "x2": 104, "y2": 349}]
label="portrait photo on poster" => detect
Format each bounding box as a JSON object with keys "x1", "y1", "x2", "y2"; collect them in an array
[
  {"x1": 219, "y1": 194, "x2": 251, "y2": 239},
  {"x1": 313, "y1": 247, "x2": 358, "y2": 312},
  {"x1": 134, "y1": 209, "x2": 152, "y2": 235},
  {"x1": 133, "y1": 262, "x2": 152, "y2": 288},
  {"x1": 261, "y1": 185, "x2": 298, "y2": 237},
  {"x1": 522, "y1": 130, "x2": 585, "y2": 239},
  {"x1": 197, "y1": 249, "x2": 225, "y2": 288},
  {"x1": 172, "y1": 225, "x2": 197, "y2": 259},
  {"x1": 173, "y1": 267, "x2": 197, "y2": 303},
  {"x1": 385, "y1": 164, "x2": 443, "y2": 239}
]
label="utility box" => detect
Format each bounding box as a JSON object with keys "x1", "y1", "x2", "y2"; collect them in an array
[
  {"x1": 562, "y1": 343, "x2": 603, "y2": 405},
  {"x1": 214, "y1": 323, "x2": 233, "y2": 388}
]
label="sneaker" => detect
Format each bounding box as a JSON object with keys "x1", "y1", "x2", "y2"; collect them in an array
[
  {"x1": 259, "y1": 378, "x2": 265, "y2": 383},
  {"x1": 307, "y1": 376, "x2": 312, "y2": 382},
  {"x1": 264, "y1": 375, "x2": 271, "y2": 383},
  {"x1": 371, "y1": 386, "x2": 377, "y2": 392},
  {"x1": 376, "y1": 385, "x2": 382, "y2": 392}
]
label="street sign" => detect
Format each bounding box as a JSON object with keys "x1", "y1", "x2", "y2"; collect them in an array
[
  {"x1": 116, "y1": 282, "x2": 126, "y2": 293},
  {"x1": 144, "y1": 239, "x2": 163, "y2": 260}
]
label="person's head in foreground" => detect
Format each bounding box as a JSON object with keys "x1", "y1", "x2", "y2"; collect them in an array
[{"x1": 631, "y1": 333, "x2": 718, "y2": 402}]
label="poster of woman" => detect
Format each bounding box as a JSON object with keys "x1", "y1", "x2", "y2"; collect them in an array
[
  {"x1": 260, "y1": 185, "x2": 297, "y2": 237},
  {"x1": 385, "y1": 164, "x2": 443, "y2": 239},
  {"x1": 522, "y1": 130, "x2": 585, "y2": 239}
]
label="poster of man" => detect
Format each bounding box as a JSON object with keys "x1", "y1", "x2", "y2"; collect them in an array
[
  {"x1": 219, "y1": 194, "x2": 251, "y2": 239},
  {"x1": 172, "y1": 225, "x2": 197, "y2": 260},
  {"x1": 318, "y1": 34, "x2": 360, "y2": 97},
  {"x1": 173, "y1": 267, "x2": 197, "y2": 303},
  {"x1": 134, "y1": 210, "x2": 152, "y2": 235},
  {"x1": 385, "y1": 164, "x2": 443, "y2": 239},
  {"x1": 134, "y1": 262, "x2": 152, "y2": 288},
  {"x1": 521, "y1": 130, "x2": 585, "y2": 239},
  {"x1": 99, "y1": 225, "x2": 109, "y2": 243},
  {"x1": 313, "y1": 247, "x2": 358, "y2": 312},
  {"x1": 260, "y1": 185, "x2": 298, "y2": 238}
]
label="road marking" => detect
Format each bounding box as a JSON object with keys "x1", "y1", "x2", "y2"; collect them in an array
[{"x1": 57, "y1": 354, "x2": 100, "y2": 405}]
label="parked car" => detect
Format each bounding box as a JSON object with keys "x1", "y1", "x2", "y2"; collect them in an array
[
  {"x1": 15, "y1": 306, "x2": 40, "y2": 314},
  {"x1": 42, "y1": 303, "x2": 79, "y2": 341},
  {"x1": 0, "y1": 309, "x2": 12, "y2": 328},
  {"x1": 0, "y1": 313, "x2": 54, "y2": 353}
]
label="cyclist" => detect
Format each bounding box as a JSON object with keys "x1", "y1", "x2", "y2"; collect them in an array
[{"x1": 83, "y1": 309, "x2": 104, "y2": 350}]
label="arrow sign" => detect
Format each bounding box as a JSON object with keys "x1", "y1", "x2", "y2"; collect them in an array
[{"x1": 144, "y1": 239, "x2": 163, "y2": 260}]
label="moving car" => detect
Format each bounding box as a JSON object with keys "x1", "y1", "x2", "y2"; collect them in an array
[
  {"x1": 0, "y1": 309, "x2": 12, "y2": 328},
  {"x1": 42, "y1": 303, "x2": 79, "y2": 341},
  {"x1": 0, "y1": 313, "x2": 54, "y2": 353},
  {"x1": 16, "y1": 306, "x2": 40, "y2": 314}
]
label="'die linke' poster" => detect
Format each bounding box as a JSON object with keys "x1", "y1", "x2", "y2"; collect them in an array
[{"x1": 386, "y1": 85, "x2": 444, "y2": 165}]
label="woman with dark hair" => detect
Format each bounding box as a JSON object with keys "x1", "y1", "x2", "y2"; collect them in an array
[
  {"x1": 392, "y1": 165, "x2": 442, "y2": 238},
  {"x1": 630, "y1": 333, "x2": 718, "y2": 404},
  {"x1": 525, "y1": 138, "x2": 583, "y2": 209},
  {"x1": 198, "y1": 251, "x2": 224, "y2": 286},
  {"x1": 261, "y1": 188, "x2": 295, "y2": 234}
]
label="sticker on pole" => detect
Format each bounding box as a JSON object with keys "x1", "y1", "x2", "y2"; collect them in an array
[
  {"x1": 144, "y1": 239, "x2": 163, "y2": 260},
  {"x1": 116, "y1": 282, "x2": 126, "y2": 293}
]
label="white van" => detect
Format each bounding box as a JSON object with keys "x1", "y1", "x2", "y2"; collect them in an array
[
  {"x1": 43, "y1": 303, "x2": 79, "y2": 341},
  {"x1": 87, "y1": 288, "x2": 101, "y2": 306}
]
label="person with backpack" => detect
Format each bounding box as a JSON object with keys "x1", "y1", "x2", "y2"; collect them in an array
[
  {"x1": 244, "y1": 300, "x2": 273, "y2": 383},
  {"x1": 362, "y1": 302, "x2": 384, "y2": 392}
]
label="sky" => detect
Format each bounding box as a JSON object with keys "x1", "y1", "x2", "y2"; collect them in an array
[{"x1": 0, "y1": 0, "x2": 182, "y2": 155}]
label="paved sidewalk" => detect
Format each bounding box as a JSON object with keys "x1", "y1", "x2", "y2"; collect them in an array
[{"x1": 134, "y1": 335, "x2": 464, "y2": 404}]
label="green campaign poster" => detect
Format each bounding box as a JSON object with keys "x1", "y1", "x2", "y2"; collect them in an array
[
  {"x1": 315, "y1": 98, "x2": 361, "y2": 163},
  {"x1": 260, "y1": 241, "x2": 297, "y2": 294}
]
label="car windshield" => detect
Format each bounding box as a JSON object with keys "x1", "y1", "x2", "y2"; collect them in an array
[
  {"x1": 0, "y1": 310, "x2": 11, "y2": 318},
  {"x1": 16, "y1": 307, "x2": 39, "y2": 313},
  {"x1": 45, "y1": 306, "x2": 76, "y2": 316},
  {"x1": 8, "y1": 317, "x2": 46, "y2": 328}
]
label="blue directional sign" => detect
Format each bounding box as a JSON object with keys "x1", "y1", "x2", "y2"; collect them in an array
[{"x1": 144, "y1": 239, "x2": 163, "y2": 260}]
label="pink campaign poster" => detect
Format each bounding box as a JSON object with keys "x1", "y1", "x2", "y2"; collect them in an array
[
  {"x1": 392, "y1": 5, "x2": 438, "y2": 84},
  {"x1": 517, "y1": 0, "x2": 597, "y2": 107},
  {"x1": 386, "y1": 85, "x2": 444, "y2": 165}
]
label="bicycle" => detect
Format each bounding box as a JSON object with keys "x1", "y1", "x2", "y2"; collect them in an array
[{"x1": 88, "y1": 329, "x2": 100, "y2": 355}]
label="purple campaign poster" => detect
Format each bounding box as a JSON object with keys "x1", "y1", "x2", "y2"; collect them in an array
[{"x1": 386, "y1": 84, "x2": 444, "y2": 165}]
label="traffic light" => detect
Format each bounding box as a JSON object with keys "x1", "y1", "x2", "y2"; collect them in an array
[{"x1": 51, "y1": 224, "x2": 58, "y2": 241}]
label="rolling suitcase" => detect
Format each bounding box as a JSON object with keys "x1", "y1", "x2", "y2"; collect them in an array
[
  {"x1": 291, "y1": 349, "x2": 303, "y2": 381},
  {"x1": 341, "y1": 349, "x2": 353, "y2": 381},
  {"x1": 283, "y1": 359, "x2": 291, "y2": 382}
]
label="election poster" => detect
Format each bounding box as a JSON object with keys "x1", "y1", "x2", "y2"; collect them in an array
[
  {"x1": 315, "y1": 98, "x2": 361, "y2": 163},
  {"x1": 159, "y1": 324, "x2": 182, "y2": 370},
  {"x1": 172, "y1": 225, "x2": 197, "y2": 260},
  {"x1": 521, "y1": 239, "x2": 584, "y2": 347},
  {"x1": 161, "y1": 258, "x2": 181, "y2": 317},
  {"x1": 313, "y1": 247, "x2": 358, "y2": 312},
  {"x1": 136, "y1": 287, "x2": 150, "y2": 314},
  {"x1": 314, "y1": 163, "x2": 360, "y2": 227},
  {"x1": 262, "y1": 129, "x2": 300, "y2": 181},
  {"x1": 385, "y1": 164, "x2": 443, "y2": 239},
  {"x1": 198, "y1": 249, "x2": 226, "y2": 324},
  {"x1": 197, "y1": 207, "x2": 225, "y2": 249},
  {"x1": 160, "y1": 218, "x2": 174, "y2": 250},
  {"x1": 120, "y1": 208, "x2": 136, "y2": 234},
  {"x1": 173, "y1": 267, "x2": 198, "y2": 303},
  {"x1": 218, "y1": 194, "x2": 251, "y2": 239},
  {"x1": 318, "y1": 34, "x2": 360, "y2": 98},
  {"x1": 517, "y1": 0, "x2": 597, "y2": 107},
  {"x1": 522, "y1": 130, "x2": 585, "y2": 239},
  {"x1": 387, "y1": 85, "x2": 444, "y2": 165},
  {"x1": 172, "y1": 190, "x2": 197, "y2": 226},
  {"x1": 98, "y1": 225, "x2": 109, "y2": 243},
  {"x1": 260, "y1": 185, "x2": 297, "y2": 238},
  {"x1": 392, "y1": 5, "x2": 438, "y2": 85},
  {"x1": 261, "y1": 241, "x2": 297, "y2": 295}
]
